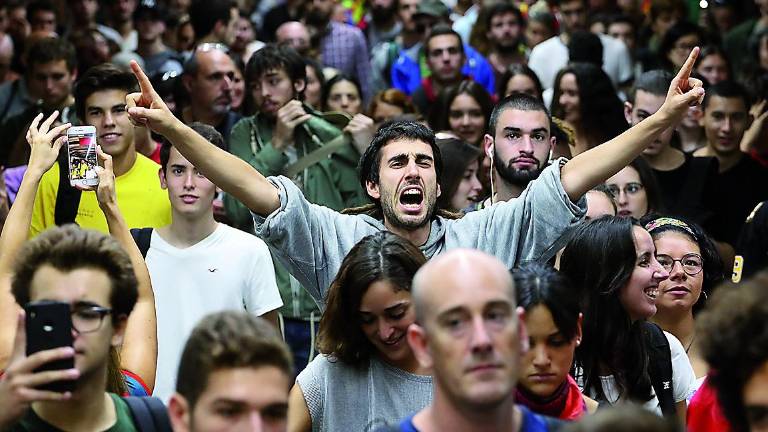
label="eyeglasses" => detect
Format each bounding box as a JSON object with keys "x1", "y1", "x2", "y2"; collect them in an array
[
  {"x1": 606, "y1": 182, "x2": 644, "y2": 197},
  {"x1": 656, "y1": 253, "x2": 704, "y2": 276},
  {"x1": 71, "y1": 305, "x2": 113, "y2": 334},
  {"x1": 194, "y1": 42, "x2": 230, "y2": 54}
]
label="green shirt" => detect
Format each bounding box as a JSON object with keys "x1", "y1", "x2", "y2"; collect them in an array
[
  {"x1": 225, "y1": 106, "x2": 367, "y2": 319},
  {"x1": 9, "y1": 393, "x2": 138, "y2": 432}
]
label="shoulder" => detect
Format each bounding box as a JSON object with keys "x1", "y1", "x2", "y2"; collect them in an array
[
  {"x1": 217, "y1": 224, "x2": 270, "y2": 250},
  {"x1": 130, "y1": 154, "x2": 162, "y2": 175}
]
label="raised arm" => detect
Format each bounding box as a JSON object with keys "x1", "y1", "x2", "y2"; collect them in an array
[
  {"x1": 125, "y1": 61, "x2": 281, "y2": 217},
  {"x1": 91, "y1": 146, "x2": 157, "y2": 390},
  {"x1": 0, "y1": 113, "x2": 69, "y2": 368},
  {"x1": 561, "y1": 48, "x2": 705, "y2": 201}
]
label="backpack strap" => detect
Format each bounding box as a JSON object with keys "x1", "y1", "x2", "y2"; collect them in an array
[
  {"x1": 283, "y1": 128, "x2": 350, "y2": 178},
  {"x1": 643, "y1": 322, "x2": 676, "y2": 417},
  {"x1": 123, "y1": 396, "x2": 173, "y2": 432},
  {"x1": 54, "y1": 147, "x2": 82, "y2": 226},
  {"x1": 129, "y1": 228, "x2": 154, "y2": 258}
]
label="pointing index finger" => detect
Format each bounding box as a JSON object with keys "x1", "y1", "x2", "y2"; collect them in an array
[
  {"x1": 676, "y1": 46, "x2": 700, "y2": 89},
  {"x1": 129, "y1": 60, "x2": 155, "y2": 97}
]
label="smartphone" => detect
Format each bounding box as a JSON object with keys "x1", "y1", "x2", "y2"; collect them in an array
[
  {"x1": 67, "y1": 125, "x2": 99, "y2": 188},
  {"x1": 25, "y1": 301, "x2": 75, "y2": 393}
]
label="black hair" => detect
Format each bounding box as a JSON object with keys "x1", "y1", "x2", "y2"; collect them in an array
[
  {"x1": 513, "y1": 263, "x2": 581, "y2": 341},
  {"x1": 484, "y1": 3, "x2": 524, "y2": 29},
  {"x1": 568, "y1": 31, "x2": 603, "y2": 67},
  {"x1": 425, "y1": 24, "x2": 464, "y2": 56},
  {"x1": 245, "y1": 44, "x2": 306, "y2": 99},
  {"x1": 658, "y1": 21, "x2": 706, "y2": 71},
  {"x1": 27, "y1": 37, "x2": 77, "y2": 72},
  {"x1": 695, "y1": 45, "x2": 732, "y2": 85},
  {"x1": 322, "y1": 73, "x2": 362, "y2": 112},
  {"x1": 188, "y1": 0, "x2": 235, "y2": 41},
  {"x1": 489, "y1": 92, "x2": 551, "y2": 137},
  {"x1": 497, "y1": 63, "x2": 544, "y2": 100},
  {"x1": 358, "y1": 121, "x2": 441, "y2": 196},
  {"x1": 702, "y1": 80, "x2": 751, "y2": 112},
  {"x1": 627, "y1": 69, "x2": 672, "y2": 104},
  {"x1": 74, "y1": 63, "x2": 138, "y2": 121},
  {"x1": 560, "y1": 216, "x2": 655, "y2": 404},
  {"x1": 161, "y1": 122, "x2": 224, "y2": 173},
  {"x1": 428, "y1": 80, "x2": 493, "y2": 144},
  {"x1": 551, "y1": 62, "x2": 628, "y2": 149},
  {"x1": 640, "y1": 214, "x2": 724, "y2": 313}
]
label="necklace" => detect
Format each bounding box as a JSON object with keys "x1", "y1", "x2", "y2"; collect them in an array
[{"x1": 685, "y1": 333, "x2": 696, "y2": 354}]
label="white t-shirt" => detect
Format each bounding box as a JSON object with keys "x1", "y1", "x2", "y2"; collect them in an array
[
  {"x1": 579, "y1": 331, "x2": 697, "y2": 414},
  {"x1": 147, "y1": 223, "x2": 282, "y2": 402},
  {"x1": 528, "y1": 33, "x2": 634, "y2": 92}
]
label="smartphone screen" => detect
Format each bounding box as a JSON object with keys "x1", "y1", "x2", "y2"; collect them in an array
[
  {"x1": 67, "y1": 126, "x2": 98, "y2": 188},
  {"x1": 25, "y1": 301, "x2": 75, "y2": 393}
]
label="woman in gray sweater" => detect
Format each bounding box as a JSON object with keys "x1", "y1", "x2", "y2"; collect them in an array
[{"x1": 287, "y1": 232, "x2": 433, "y2": 432}]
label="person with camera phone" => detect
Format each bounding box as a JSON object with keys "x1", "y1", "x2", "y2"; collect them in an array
[{"x1": 0, "y1": 112, "x2": 161, "y2": 431}]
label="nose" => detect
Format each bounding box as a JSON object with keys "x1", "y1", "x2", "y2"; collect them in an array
[
  {"x1": 247, "y1": 411, "x2": 264, "y2": 431},
  {"x1": 405, "y1": 159, "x2": 420, "y2": 178},
  {"x1": 460, "y1": 112, "x2": 471, "y2": 126},
  {"x1": 668, "y1": 260, "x2": 686, "y2": 280},
  {"x1": 521, "y1": 135, "x2": 535, "y2": 153},
  {"x1": 470, "y1": 175, "x2": 482, "y2": 192},
  {"x1": 470, "y1": 317, "x2": 493, "y2": 354},
  {"x1": 722, "y1": 117, "x2": 732, "y2": 133},
  {"x1": 340, "y1": 95, "x2": 349, "y2": 108},
  {"x1": 531, "y1": 344, "x2": 550, "y2": 368},
  {"x1": 653, "y1": 259, "x2": 670, "y2": 281},
  {"x1": 103, "y1": 110, "x2": 115, "y2": 127},
  {"x1": 378, "y1": 320, "x2": 395, "y2": 341},
  {"x1": 183, "y1": 172, "x2": 195, "y2": 189}
]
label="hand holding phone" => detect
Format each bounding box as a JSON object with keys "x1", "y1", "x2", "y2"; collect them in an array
[
  {"x1": 67, "y1": 126, "x2": 99, "y2": 188},
  {"x1": 24, "y1": 301, "x2": 76, "y2": 393},
  {"x1": 0, "y1": 311, "x2": 77, "y2": 429}
]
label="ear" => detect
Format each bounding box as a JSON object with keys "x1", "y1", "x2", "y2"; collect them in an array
[
  {"x1": 624, "y1": 101, "x2": 633, "y2": 124},
  {"x1": 111, "y1": 315, "x2": 128, "y2": 347},
  {"x1": 517, "y1": 306, "x2": 528, "y2": 354},
  {"x1": 294, "y1": 79, "x2": 307, "y2": 96},
  {"x1": 182, "y1": 74, "x2": 194, "y2": 93},
  {"x1": 365, "y1": 179, "x2": 381, "y2": 200},
  {"x1": 159, "y1": 167, "x2": 168, "y2": 190},
  {"x1": 168, "y1": 393, "x2": 192, "y2": 432},
  {"x1": 407, "y1": 323, "x2": 433, "y2": 369},
  {"x1": 483, "y1": 134, "x2": 494, "y2": 159}
]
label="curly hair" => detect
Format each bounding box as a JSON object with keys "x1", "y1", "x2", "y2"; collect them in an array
[
  {"x1": 697, "y1": 272, "x2": 768, "y2": 432},
  {"x1": 316, "y1": 232, "x2": 427, "y2": 367}
]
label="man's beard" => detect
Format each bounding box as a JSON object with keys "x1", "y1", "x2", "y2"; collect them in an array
[
  {"x1": 494, "y1": 147, "x2": 544, "y2": 188},
  {"x1": 371, "y1": 4, "x2": 397, "y2": 26},
  {"x1": 305, "y1": 8, "x2": 331, "y2": 30},
  {"x1": 379, "y1": 184, "x2": 437, "y2": 231},
  {"x1": 494, "y1": 38, "x2": 521, "y2": 55}
]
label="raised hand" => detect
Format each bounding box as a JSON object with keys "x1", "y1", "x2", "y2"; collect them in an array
[
  {"x1": 25, "y1": 111, "x2": 70, "y2": 176},
  {"x1": 92, "y1": 146, "x2": 117, "y2": 210},
  {"x1": 344, "y1": 113, "x2": 375, "y2": 154},
  {"x1": 0, "y1": 312, "x2": 78, "y2": 429},
  {"x1": 126, "y1": 60, "x2": 176, "y2": 135},
  {"x1": 662, "y1": 47, "x2": 706, "y2": 124}
]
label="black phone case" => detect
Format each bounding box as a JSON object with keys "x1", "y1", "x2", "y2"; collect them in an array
[{"x1": 25, "y1": 301, "x2": 75, "y2": 393}]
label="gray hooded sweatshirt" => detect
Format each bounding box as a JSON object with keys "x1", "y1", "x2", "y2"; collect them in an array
[{"x1": 254, "y1": 158, "x2": 586, "y2": 307}]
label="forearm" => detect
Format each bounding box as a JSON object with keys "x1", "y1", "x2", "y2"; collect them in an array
[
  {"x1": 561, "y1": 109, "x2": 673, "y2": 200},
  {"x1": 0, "y1": 169, "x2": 44, "y2": 275},
  {"x1": 164, "y1": 121, "x2": 281, "y2": 216},
  {"x1": 101, "y1": 202, "x2": 157, "y2": 389}
]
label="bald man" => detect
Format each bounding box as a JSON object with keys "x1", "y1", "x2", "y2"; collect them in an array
[
  {"x1": 276, "y1": 21, "x2": 311, "y2": 57},
  {"x1": 396, "y1": 249, "x2": 558, "y2": 432}
]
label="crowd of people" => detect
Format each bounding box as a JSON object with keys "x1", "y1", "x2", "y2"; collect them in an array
[{"x1": 0, "y1": 0, "x2": 768, "y2": 431}]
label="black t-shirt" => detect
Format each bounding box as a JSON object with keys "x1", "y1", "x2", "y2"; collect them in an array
[
  {"x1": 706, "y1": 154, "x2": 768, "y2": 245},
  {"x1": 736, "y1": 201, "x2": 768, "y2": 279},
  {"x1": 653, "y1": 153, "x2": 719, "y2": 226}
]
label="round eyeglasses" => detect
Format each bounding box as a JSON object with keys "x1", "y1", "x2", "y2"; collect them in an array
[
  {"x1": 656, "y1": 253, "x2": 704, "y2": 276},
  {"x1": 71, "y1": 305, "x2": 113, "y2": 334}
]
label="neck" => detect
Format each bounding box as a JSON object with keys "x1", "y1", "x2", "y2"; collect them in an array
[
  {"x1": 378, "y1": 352, "x2": 429, "y2": 375},
  {"x1": 495, "y1": 175, "x2": 524, "y2": 201},
  {"x1": 183, "y1": 106, "x2": 224, "y2": 129},
  {"x1": 694, "y1": 145, "x2": 742, "y2": 172},
  {"x1": 418, "y1": 391, "x2": 520, "y2": 432},
  {"x1": 384, "y1": 220, "x2": 431, "y2": 246},
  {"x1": 114, "y1": 20, "x2": 133, "y2": 38},
  {"x1": 136, "y1": 38, "x2": 166, "y2": 56},
  {"x1": 651, "y1": 309, "x2": 695, "y2": 351},
  {"x1": 677, "y1": 124, "x2": 704, "y2": 153},
  {"x1": 34, "y1": 364, "x2": 114, "y2": 431},
  {"x1": 643, "y1": 146, "x2": 685, "y2": 171},
  {"x1": 372, "y1": 16, "x2": 397, "y2": 31},
  {"x1": 161, "y1": 212, "x2": 218, "y2": 248},
  {"x1": 112, "y1": 147, "x2": 137, "y2": 177}
]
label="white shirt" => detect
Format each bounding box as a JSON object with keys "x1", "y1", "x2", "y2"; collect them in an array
[
  {"x1": 147, "y1": 223, "x2": 282, "y2": 402},
  {"x1": 528, "y1": 33, "x2": 634, "y2": 91}
]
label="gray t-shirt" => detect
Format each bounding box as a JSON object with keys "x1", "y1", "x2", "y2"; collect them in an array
[
  {"x1": 254, "y1": 158, "x2": 585, "y2": 306},
  {"x1": 297, "y1": 354, "x2": 432, "y2": 432}
]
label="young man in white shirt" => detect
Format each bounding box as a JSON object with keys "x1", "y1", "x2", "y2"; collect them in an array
[{"x1": 145, "y1": 122, "x2": 281, "y2": 402}]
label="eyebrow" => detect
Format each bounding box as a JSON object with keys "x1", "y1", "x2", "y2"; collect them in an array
[
  {"x1": 387, "y1": 153, "x2": 434, "y2": 163},
  {"x1": 502, "y1": 126, "x2": 548, "y2": 134},
  {"x1": 72, "y1": 300, "x2": 104, "y2": 309},
  {"x1": 360, "y1": 301, "x2": 409, "y2": 314}
]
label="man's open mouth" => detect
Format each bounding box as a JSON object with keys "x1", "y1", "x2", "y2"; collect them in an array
[{"x1": 399, "y1": 187, "x2": 424, "y2": 212}]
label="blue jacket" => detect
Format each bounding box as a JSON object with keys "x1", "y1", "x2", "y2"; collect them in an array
[{"x1": 391, "y1": 44, "x2": 496, "y2": 96}]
